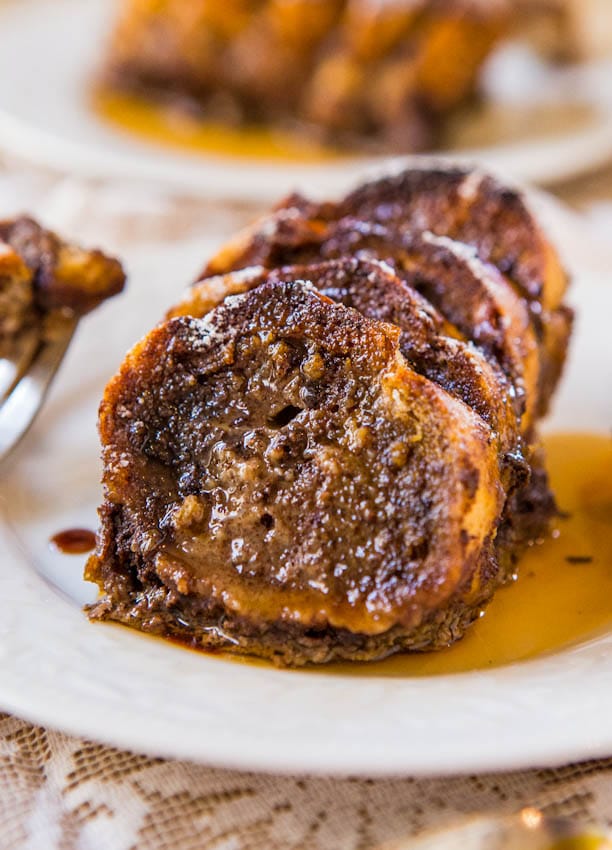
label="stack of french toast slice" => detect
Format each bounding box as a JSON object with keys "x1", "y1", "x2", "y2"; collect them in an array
[
  {"x1": 85, "y1": 164, "x2": 573, "y2": 666},
  {"x1": 102, "y1": 0, "x2": 509, "y2": 152}
]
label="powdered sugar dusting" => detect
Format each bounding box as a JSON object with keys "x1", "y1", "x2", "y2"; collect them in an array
[
  {"x1": 457, "y1": 169, "x2": 486, "y2": 203},
  {"x1": 225, "y1": 265, "x2": 265, "y2": 285},
  {"x1": 370, "y1": 259, "x2": 398, "y2": 280},
  {"x1": 186, "y1": 313, "x2": 229, "y2": 349},
  {"x1": 181, "y1": 278, "x2": 320, "y2": 349},
  {"x1": 422, "y1": 231, "x2": 497, "y2": 289},
  {"x1": 175, "y1": 266, "x2": 264, "y2": 311},
  {"x1": 107, "y1": 450, "x2": 131, "y2": 476},
  {"x1": 258, "y1": 207, "x2": 303, "y2": 240}
]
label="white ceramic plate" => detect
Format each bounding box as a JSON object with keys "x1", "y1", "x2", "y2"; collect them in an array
[
  {"x1": 0, "y1": 191, "x2": 611, "y2": 777},
  {"x1": 1, "y1": 0, "x2": 612, "y2": 202}
]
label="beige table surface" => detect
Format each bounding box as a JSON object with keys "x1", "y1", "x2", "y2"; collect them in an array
[{"x1": 1, "y1": 158, "x2": 612, "y2": 850}]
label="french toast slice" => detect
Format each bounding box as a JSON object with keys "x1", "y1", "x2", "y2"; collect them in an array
[
  {"x1": 86, "y1": 165, "x2": 571, "y2": 665},
  {"x1": 87, "y1": 280, "x2": 504, "y2": 665},
  {"x1": 0, "y1": 217, "x2": 125, "y2": 356}
]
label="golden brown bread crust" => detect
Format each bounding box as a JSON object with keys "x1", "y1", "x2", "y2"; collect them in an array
[
  {"x1": 344, "y1": 229, "x2": 541, "y2": 431},
  {"x1": 0, "y1": 217, "x2": 125, "y2": 355},
  {"x1": 205, "y1": 167, "x2": 566, "y2": 307},
  {"x1": 102, "y1": 0, "x2": 508, "y2": 152},
  {"x1": 86, "y1": 165, "x2": 571, "y2": 666},
  {"x1": 204, "y1": 165, "x2": 572, "y2": 420}
]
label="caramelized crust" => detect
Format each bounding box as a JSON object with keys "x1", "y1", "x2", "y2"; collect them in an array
[
  {"x1": 204, "y1": 165, "x2": 573, "y2": 419},
  {"x1": 0, "y1": 217, "x2": 125, "y2": 354},
  {"x1": 205, "y1": 167, "x2": 567, "y2": 308},
  {"x1": 325, "y1": 229, "x2": 540, "y2": 430},
  {"x1": 103, "y1": 0, "x2": 508, "y2": 152},
  {"x1": 87, "y1": 281, "x2": 503, "y2": 660}
]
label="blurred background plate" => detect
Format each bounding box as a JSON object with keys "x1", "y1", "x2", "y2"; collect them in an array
[{"x1": 0, "y1": 0, "x2": 611, "y2": 202}]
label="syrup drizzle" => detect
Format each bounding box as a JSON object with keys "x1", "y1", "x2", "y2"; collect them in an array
[{"x1": 50, "y1": 528, "x2": 96, "y2": 556}]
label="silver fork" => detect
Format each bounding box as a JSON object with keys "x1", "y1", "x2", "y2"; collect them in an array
[{"x1": 0, "y1": 316, "x2": 78, "y2": 464}]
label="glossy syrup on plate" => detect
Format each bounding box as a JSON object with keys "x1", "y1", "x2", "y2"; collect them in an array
[
  {"x1": 50, "y1": 528, "x2": 96, "y2": 555},
  {"x1": 93, "y1": 90, "x2": 345, "y2": 163},
  {"x1": 94, "y1": 90, "x2": 599, "y2": 167},
  {"x1": 319, "y1": 432, "x2": 612, "y2": 678}
]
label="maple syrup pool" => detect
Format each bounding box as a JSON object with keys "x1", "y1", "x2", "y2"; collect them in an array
[
  {"x1": 93, "y1": 89, "x2": 599, "y2": 165},
  {"x1": 93, "y1": 89, "x2": 345, "y2": 163}
]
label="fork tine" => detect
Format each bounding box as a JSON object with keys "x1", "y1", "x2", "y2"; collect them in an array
[
  {"x1": 0, "y1": 318, "x2": 78, "y2": 464},
  {"x1": 0, "y1": 327, "x2": 41, "y2": 402}
]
